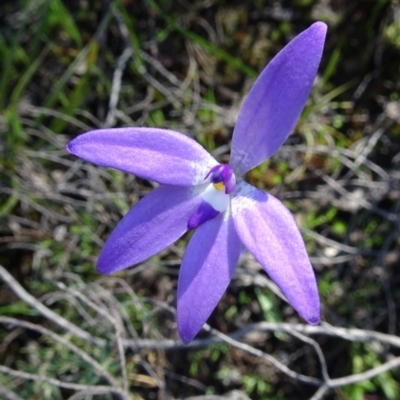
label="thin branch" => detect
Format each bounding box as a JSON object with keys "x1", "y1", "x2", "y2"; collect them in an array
[
  {"x1": 0, "y1": 265, "x2": 105, "y2": 347},
  {"x1": 0, "y1": 386, "x2": 25, "y2": 400},
  {"x1": 0, "y1": 365, "x2": 129, "y2": 400},
  {"x1": 309, "y1": 385, "x2": 330, "y2": 400},
  {"x1": 122, "y1": 321, "x2": 400, "y2": 350},
  {"x1": 0, "y1": 317, "x2": 118, "y2": 388},
  {"x1": 329, "y1": 356, "x2": 400, "y2": 387},
  {"x1": 104, "y1": 7, "x2": 133, "y2": 129},
  {"x1": 204, "y1": 325, "x2": 321, "y2": 386}
]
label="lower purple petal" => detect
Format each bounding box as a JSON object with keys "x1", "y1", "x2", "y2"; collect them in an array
[
  {"x1": 231, "y1": 180, "x2": 320, "y2": 325},
  {"x1": 97, "y1": 185, "x2": 204, "y2": 274},
  {"x1": 178, "y1": 212, "x2": 241, "y2": 344}
]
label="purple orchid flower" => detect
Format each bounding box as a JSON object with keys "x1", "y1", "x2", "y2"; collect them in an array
[{"x1": 67, "y1": 22, "x2": 327, "y2": 344}]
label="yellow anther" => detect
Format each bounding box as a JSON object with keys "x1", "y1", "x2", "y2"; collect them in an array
[{"x1": 213, "y1": 182, "x2": 225, "y2": 191}]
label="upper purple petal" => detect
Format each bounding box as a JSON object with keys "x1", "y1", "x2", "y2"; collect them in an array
[
  {"x1": 230, "y1": 22, "x2": 327, "y2": 176},
  {"x1": 177, "y1": 211, "x2": 241, "y2": 344},
  {"x1": 231, "y1": 180, "x2": 320, "y2": 324},
  {"x1": 97, "y1": 184, "x2": 204, "y2": 274},
  {"x1": 67, "y1": 128, "x2": 218, "y2": 186}
]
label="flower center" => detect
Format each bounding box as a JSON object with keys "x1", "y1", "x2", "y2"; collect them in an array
[
  {"x1": 213, "y1": 181, "x2": 225, "y2": 191},
  {"x1": 205, "y1": 164, "x2": 236, "y2": 194},
  {"x1": 187, "y1": 164, "x2": 236, "y2": 230}
]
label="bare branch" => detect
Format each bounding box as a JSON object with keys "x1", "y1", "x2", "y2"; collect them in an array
[
  {"x1": 0, "y1": 365, "x2": 129, "y2": 400},
  {"x1": 0, "y1": 265, "x2": 105, "y2": 347}
]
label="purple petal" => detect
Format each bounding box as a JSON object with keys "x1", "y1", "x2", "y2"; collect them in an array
[
  {"x1": 97, "y1": 185, "x2": 204, "y2": 274},
  {"x1": 231, "y1": 181, "x2": 320, "y2": 324},
  {"x1": 230, "y1": 22, "x2": 327, "y2": 176},
  {"x1": 67, "y1": 128, "x2": 218, "y2": 186},
  {"x1": 177, "y1": 212, "x2": 241, "y2": 344}
]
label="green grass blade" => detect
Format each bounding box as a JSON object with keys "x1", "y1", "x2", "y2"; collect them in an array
[{"x1": 144, "y1": 0, "x2": 257, "y2": 78}]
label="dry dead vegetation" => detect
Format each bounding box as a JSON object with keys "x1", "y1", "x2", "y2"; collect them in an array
[{"x1": 1, "y1": 1, "x2": 400, "y2": 399}]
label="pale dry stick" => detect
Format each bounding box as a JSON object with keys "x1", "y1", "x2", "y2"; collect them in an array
[
  {"x1": 339, "y1": 124, "x2": 389, "y2": 189},
  {"x1": 0, "y1": 365, "x2": 129, "y2": 400},
  {"x1": 44, "y1": 4, "x2": 114, "y2": 112},
  {"x1": 286, "y1": 144, "x2": 389, "y2": 180},
  {"x1": 123, "y1": 87, "x2": 157, "y2": 114},
  {"x1": 116, "y1": 107, "x2": 148, "y2": 126},
  {"x1": 114, "y1": 308, "x2": 129, "y2": 394},
  {"x1": 184, "y1": 40, "x2": 236, "y2": 129},
  {"x1": 139, "y1": 50, "x2": 182, "y2": 88},
  {"x1": 59, "y1": 278, "x2": 153, "y2": 392},
  {"x1": 0, "y1": 385, "x2": 24, "y2": 400},
  {"x1": 21, "y1": 117, "x2": 68, "y2": 148},
  {"x1": 0, "y1": 187, "x2": 70, "y2": 224},
  {"x1": 113, "y1": 8, "x2": 179, "y2": 100},
  {"x1": 236, "y1": 321, "x2": 400, "y2": 350},
  {"x1": 309, "y1": 385, "x2": 330, "y2": 400},
  {"x1": 0, "y1": 243, "x2": 51, "y2": 254},
  {"x1": 211, "y1": 143, "x2": 231, "y2": 158},
  {"x1": 165, "y1": 370, "x2": 208, "y2": 393},
  {"x1": 199, "y1": 100, "x2": 234, "y2": 120},
  {"x1": 181, "y1": 42, "x2": 199, "y2": 93},
  {"x1": 4, "y1": 263, "x2": 400, "y2": 387},
  {"x1": 351, "y1": 125, "x2": 386, "y2": 172},
  {"x1": 104, "y1": 43, "x2": 133, "y2": 127},
  {"x1": 0, "y1": 326, "x2": 23, "y2": 355},
  {"x1": 305, "y1": 144, "x2": 371, "y2": 182},
  {"x1": 203, "y1": 324, "x2": 321, "y2": 385},
  {"x1": 207, "y1": 325, "x2": 400, "y2": 392},
  {"x1": 194, "y1": 15, "x2": 219, "y2": 43},
  {"x1": 102, "y1": 277, "x2": 146, "y2": 314},
  {"x1": 112, "y1": 8, "x2": 178, "y2": 106},
  {"x1": 52, "y1": 280, "x2": 130, "y2": 392},
  {"x1": 61, "y1": 274, "x2": 141, "y2": 346},
  {"x1": 75, "y1": 108, "x2": 103, "y2": 127},
  {"x1": 309, "y1": 254, "x2": 358, "y2": 265},
  {"x1": 317, "y1": 170, "x2": 397, "y2": 222},
  {"x1": 97, "y1": 277, "x2": 144, "y2": 339},
  {"x1": 140, "y1": 65, "x2": 178, "y2": 106},
  {"x1": 0, "y1": 317, "x2": 118, "y2": 388},
  {"x1": 23, "y1": 149, "x2": 86, "y2": 170},
  {"x1": 60, "y1": 205, "x2": 105, "y2": 247},
  {"x1": 5, "y1": 0, "x2": 44, "y2": 25},
  {"x1": 58, "y1": 169, "x2": 130, "y2": 211},
  {"x1": 235, "y1": 265, "x2": 287, "y2": 303},
  {"x1": 182, "y1": 41, "x2": 201, "y2": 128},
  {"x1": 289, "y1": 330, "x2": 330, "y2": 384},
  {"x1": 91, "y1": 285, "x2": 130, "y2": 393},
  {"x1": 61, "y1": 271, "x2": 90, "y2": 287},
  {"x1": 40, "y1": 291, "x2": 98, "y2": 327},
  {"x1": 138, "y1": 30, "x2": 223, "y2": 117},
  {"x1": 369, "y1": 214, "x2": 400, "y2": 336},
  {"x1": 191, "y1": 41, "x2": 215, "y2": 79},
  {"x1": 52, "y1": 280, "x2": 117, "y2": 325},
  {"x1": 20, "y1": 104, "x2": 92, "y2": 131},
  {"x1": 302, "y1": 228, "x2": 374, "y2": 255},
  {"x1": 92, "y1": 283, "x2": 166, "y2": 393},
  {"x1": 65, "y1": 389, "x2": 139, "y2": 400},
  {"x1": 344, "y1": 178, "x2": 391, "y2": 190},
  {"x1": 124, "y1": 321, "x2": 400, "y2": 350},
  {"x1": 0, "y1": 265, "x2": 105, "y2": 347},
  {"x1": 328, "y1": 356, "x2": 400, "y2": 387}
]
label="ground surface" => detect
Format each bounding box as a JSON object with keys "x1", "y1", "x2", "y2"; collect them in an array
[{"x1": 1, "y1": 0, "x2": 400, "y2": 399}]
